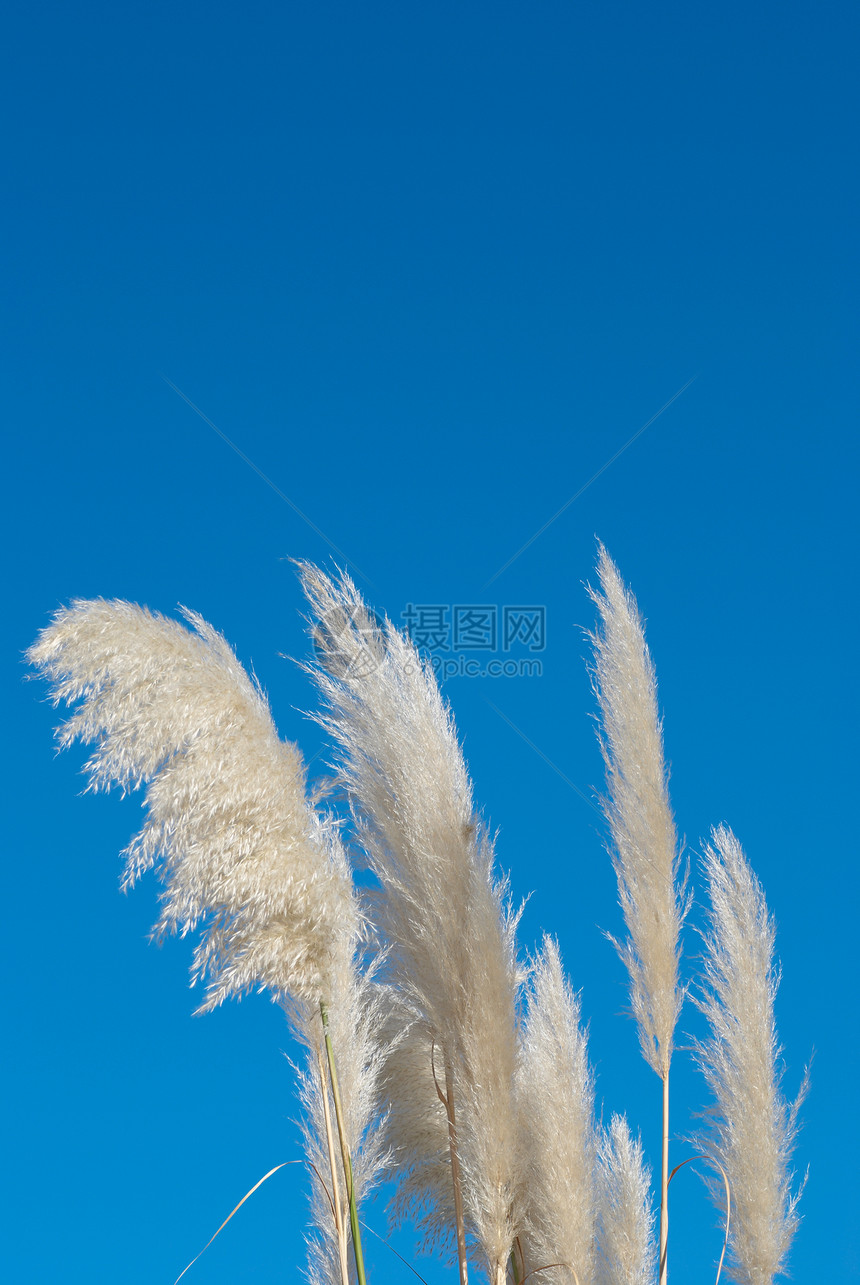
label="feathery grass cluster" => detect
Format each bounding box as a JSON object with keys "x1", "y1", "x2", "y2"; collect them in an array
[{"x1": 28, "y1": 552, "x2": 807, "y2": 1285}]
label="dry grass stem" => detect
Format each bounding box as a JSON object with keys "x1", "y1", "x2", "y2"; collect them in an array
[
  {"x1": 588, "y1": 545, "x2": 688, "y2": 1283},
  {"x1": 288, "y1": 833, "x2": 389, "y2": 1285}
]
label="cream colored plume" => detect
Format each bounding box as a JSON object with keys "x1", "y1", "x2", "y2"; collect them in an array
[
  {"x1": 588, "y1": 545, "x2": 685, "y2": 1077},
  {"x1": 695, "y1": 826, "x2": 806, "y2": 1285},
  {"x1": 28, "y1": 598, "x2": 356, "y2": 1009},
  {"x1": 518, "y1": 936, "x2": 596, "y2": 1285},
  {"x1": 595, "y1": 1115, "x2": 654, "y2": 1285},
  {"x1": 299, "y1": 564, "x2": 523, "y2": 1285}
]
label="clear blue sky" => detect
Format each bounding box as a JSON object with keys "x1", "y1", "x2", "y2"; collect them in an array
[{"x1": 4, "y1": 2, "x2": 857, "y2": 1281}]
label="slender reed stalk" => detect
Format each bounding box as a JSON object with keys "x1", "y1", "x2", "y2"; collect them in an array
[
  {"x1": 317, "y1": 1046, "x2": 350, "y2": 1285},
  {"x1": 588, "y1": 546, "x2": 686, "y2": 1284},
  {"x1": 660, "y1": 1073, "x2": 669, "y2": 1284},
  {"x1": 300, "y1": 564, "x2": 524, "y2": 1283},
  {"x1": 322, "y1": 1001, "x2": 369, "y2": 1285},
  {"x1": 288, "y1": 827, "x2": 389, "y2": 1285}
]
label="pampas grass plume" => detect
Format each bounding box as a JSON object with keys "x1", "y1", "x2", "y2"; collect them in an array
[
  {"x1": 695, "y1": 826, "x2": 806, "y2": 1285},
  {"x1": 596, "y1": 1115, "x2": 654, "y2": 1285},
  {"x1": 518, "y1": 936, "x2": 596, "y2": 1285},
  {"x1": 29, "y1": 597, "x2": 383, "y2": 1285},
  {"x1": 26, "y1": 569, "x2": 810, "y2": 1285},
  {"x1": 27, "y1": 598, "x2": 356, "y2": 1009},
  {"x1": 588, "y1": 546, "x2": 685, "y2": 1076}
]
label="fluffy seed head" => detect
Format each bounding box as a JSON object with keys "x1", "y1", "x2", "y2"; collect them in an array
[
  {"x1": 695, "y1": 826, "x2": 806, "y2": 1285},
  {"x1": 518, "y1": 937, "x2": 596, "y2": 1285},
  {"x1": 595, "y1": 1115, "x2": 655, "y2": 1285},
  {"x1": 588, "y1": 544, "x2": 685, "y2": 1075},
  {"x1": 28, "y1": 598, "x2": 356, "y2": 1008}
]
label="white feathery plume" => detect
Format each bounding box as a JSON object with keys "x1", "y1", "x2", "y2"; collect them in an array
[
  {"x1": 695, "y1": 826, "x2": 806, "y2": 1285},
  {"x1": 588, "y1": 544, "x2": 686, "y2": 1285},
  {"x1": 299, "y1": 563, "x2": 523, "y2": 1285},
  {"x1": 595, "y1": 1116, "x2": 655, "y2": 1285},
  {"x1": 517, "y1": 936, "x2": 596, "y2": 1285},
  {"x1": 27, "y1": 597, "x2": 355, "y2": 1010},
  {"x1": 587, "y1": 546, "x2": 685, "y2": 1076},
  {"x1": 29, "y1": 597, "x2": 386, "y2": 1285},
  {"x1": 454, "y1": 893, "x2": 523, "y2": 1285}
]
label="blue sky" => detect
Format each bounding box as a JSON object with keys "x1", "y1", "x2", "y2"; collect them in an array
[{"x1": 3, "y1": 2, "x2": 857, "y2": 1281}]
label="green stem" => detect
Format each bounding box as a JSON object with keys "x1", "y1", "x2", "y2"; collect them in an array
[
  {"x1": 321, "y1": 1001, "x2": 368, "y2": 1285},
  {"x1": 317, "y1": 1048, "x2": 349, "y2": 1285}
]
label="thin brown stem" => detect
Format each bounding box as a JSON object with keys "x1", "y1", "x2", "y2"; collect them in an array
[
  {"x1": 307, "y1": 1161, "x2": 336, "y2": 1222},
  {"x1": 668, "y1": 1154, "x2": 732, "y2": 1285},
  {"x1": 359, "y1": 1219, "x2": 432, "y2": 1285}
]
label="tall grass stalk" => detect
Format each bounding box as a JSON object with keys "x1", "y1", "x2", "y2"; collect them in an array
[
  {"x1": 300, "y1": 564, "x2": 523, "y2": 1285},
  {"x1": 288, "y1": 825, "x2": 389, "y2": 1285},
  {"x1": 588, "y1": 546, "x2": 686, "y2": 1285},
  {"x1": 317, "y1": 1045, "x2": 350, "y2": 1285}
]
